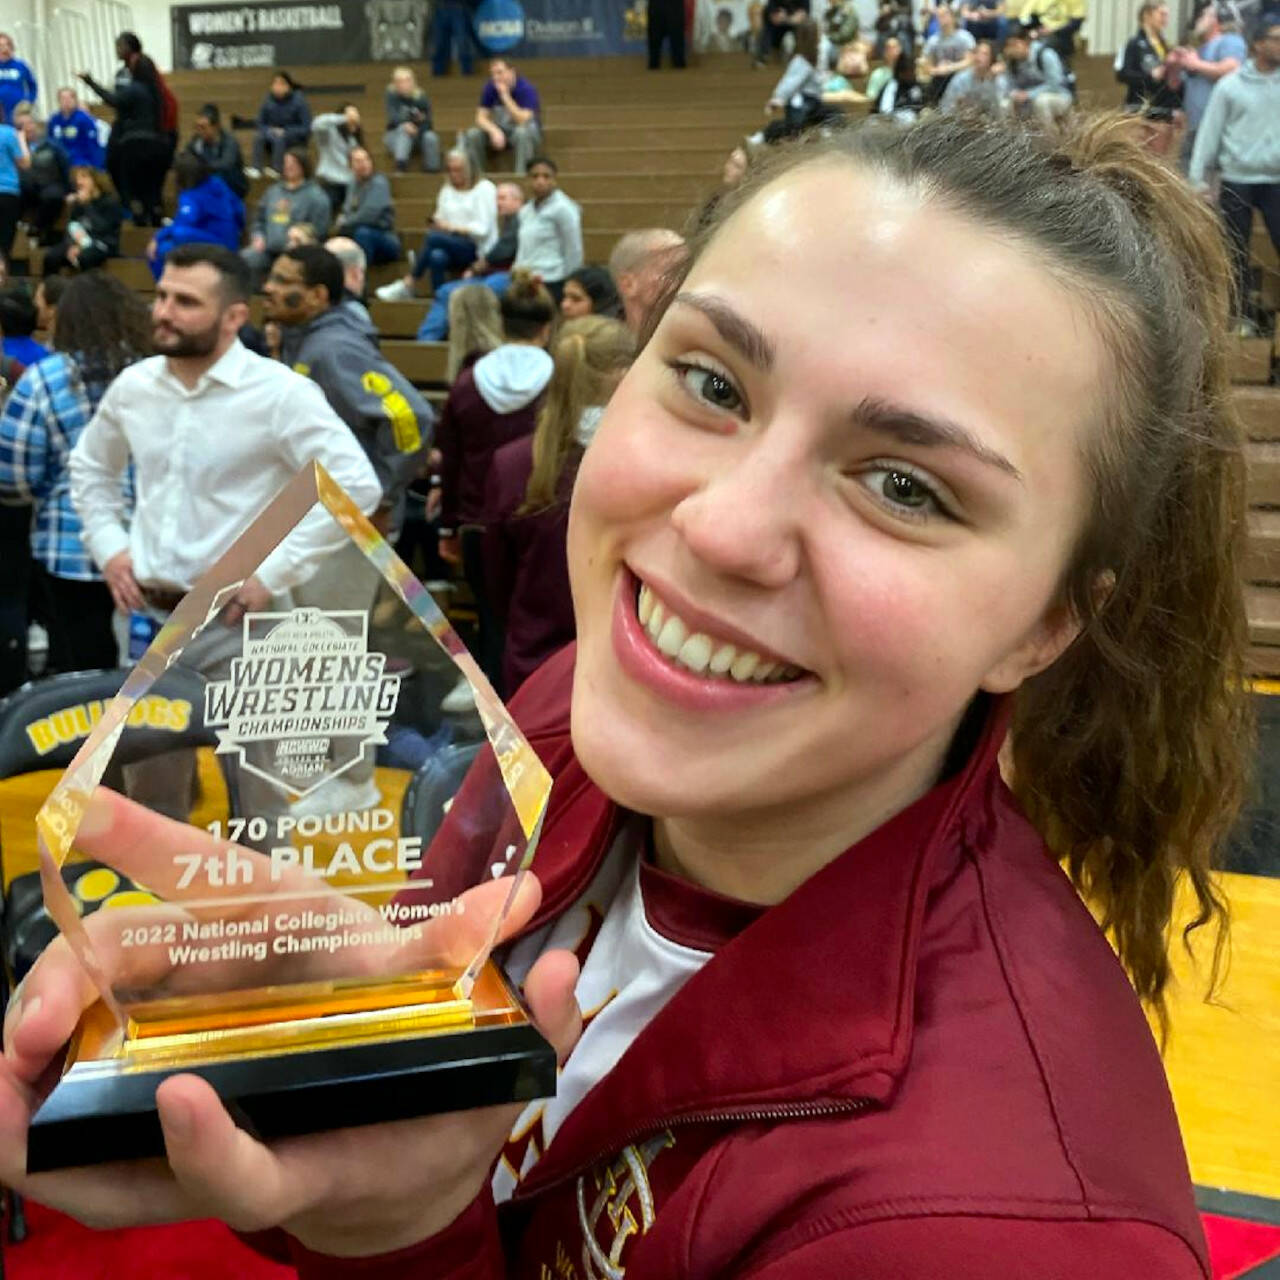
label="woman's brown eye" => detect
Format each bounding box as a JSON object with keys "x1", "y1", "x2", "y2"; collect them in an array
[
  {"x1": 883, "y1": 470, "x2": 930, "y2": 507},
  {"x1": 676, "y1": 362, "x2": 744, "y2": 413}
]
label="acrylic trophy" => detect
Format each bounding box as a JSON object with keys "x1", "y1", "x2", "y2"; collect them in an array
[{"x1": 26, "y1": 463, "x2": 556, "y2": 1171}]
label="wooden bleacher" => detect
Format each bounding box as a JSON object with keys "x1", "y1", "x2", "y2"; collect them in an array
[{"x1": 7, "y1": 52, "x2": 1278, "y2": 672}]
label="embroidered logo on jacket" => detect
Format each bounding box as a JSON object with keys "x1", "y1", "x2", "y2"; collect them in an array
[{"x1": 574, "y1": 1132, "x2": 675, "y2": 1279}]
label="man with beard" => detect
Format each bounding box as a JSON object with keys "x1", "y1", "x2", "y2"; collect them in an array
[{"x1": 69, "y1": 242, "x2": 381, "y2": 820}]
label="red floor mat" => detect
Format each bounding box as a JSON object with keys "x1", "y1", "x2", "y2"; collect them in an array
[
  {"x1": 5, "y1": 1201, "x2": 294, "y2": 1280},
  {"x1": 1203, "y1": 1212, "x2": 1280, "y2": 1279}
]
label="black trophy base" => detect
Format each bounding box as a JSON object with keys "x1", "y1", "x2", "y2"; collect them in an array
[{"x1": 27, "y1": 991, "x2": 556, "y2": 1172}]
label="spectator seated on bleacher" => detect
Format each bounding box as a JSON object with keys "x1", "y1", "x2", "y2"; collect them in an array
[
  {"x1": 871, "y1": 48, "x2": 927, "y2": 117},
  {"x1": 247, "y1": 71, "x2": 311, "y2": 179},
  {"x1": 148, "y1": 152, "x2": 244, "y2": 281},
  {"x1": 823, "y1": 43, "x2": 870, "y2": 96},
  {"x1": 1017, "y1": 0, "x2": 1084, "y2": 63},
  {"x1": 922, "y1": 5, "x2": 977, "y2": 104},
  {"x1": 324, "y1": 235, "x2": 376, "y2": 319},
  {"x1": 873, "y1": 0, "x2": 914, "y2": 54},
  {"x1": 333, "y1": 146, "x2": 400, "y2": 267},
  {"x1": 941, "y1": 39, "x2": 1011, "y2": 112},
  {"x1": 41, "y1": 167, "x2": 122, "y2": 277},
  {"x1": 866, "y1": 35, "x2": 904, "y2": 98},
  {"x1": 378, "y1": 148, "x2": 496, "y2": 299},
  {"x1": 385, "y1": 66, "x2": 442, "y2": 174},
  {"x1": 242, "y1": 147, "x2": 332, "y2": 289},
  {"x1": 436, "y1": 268, "x2": 556, "y2": 563},
  {"x1": 560, "y1": 265, "x2": 623, "y2": 320},
  {"x1": 13, "y1": 108, "x2": 70, "y2": 248},
  {"x1": 461, "y1": 58, "x2": 543, "y2": 178},
  {"x1": 312, "y1": 103, "x2": 364, "y2": 216},
  {"x1": 412, "y1": 179, "x2": 522, "y2": 339},
  {"x1": 961, "y1": 0, "x2": 1010, "y2": 44},
  {"x1": 481, "y1": 314, "x2": 635, "y2": 697},
  {"x1": 755, "y1": 0, "x2": 812, "y2": 65},
  {"x1": 0, "y1": 287, "x2": 48, "y2": 369},
  {"x1": 49, "y1": 88, "x2": 104, "y2": 171},
  {"x1": 1003, "y1": 22, "x2": 1074, "y2": 121},
  {"x1": 185, "y1": 103, "x2": 247, "y2": 201},
  {"x1": 759, "y1": 20, "x2": 845, "y2": 143}
]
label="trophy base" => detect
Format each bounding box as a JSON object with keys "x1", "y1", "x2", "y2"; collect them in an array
[{"x1": 27, "y1": 961, "x2": 556, "y2": 1172}]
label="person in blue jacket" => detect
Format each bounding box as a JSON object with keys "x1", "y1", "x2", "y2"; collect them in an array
[
  {"x1": 0, "y1": 33, "x2": 37, "y2": 127},
  {"x1": 49, "y1": 88, "x2": 105, "y2": 169},
  {"x1": 146, "y1": 152, "x2": 245, "y2": 280}
]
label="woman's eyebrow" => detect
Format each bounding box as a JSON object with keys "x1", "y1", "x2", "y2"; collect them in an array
[
  {"x1": 854, "y1": 396, "x2": 1024, "y2": 483},
  {"x1": 673, "y1": 292, "x2": 775, "y2": 372}
]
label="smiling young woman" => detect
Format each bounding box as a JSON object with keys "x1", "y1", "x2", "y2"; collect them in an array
[{"x1": 0, "y1": 113, "x2": 1250, "y2": 1278}]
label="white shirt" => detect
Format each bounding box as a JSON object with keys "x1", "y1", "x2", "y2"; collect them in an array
[
  {"x1": 433, "y1": 179, "x2": 498, "y2": 254},
  {"x1": 493, "y1": 820, "x2": 760, "y2": 1202},
  {"x1": 69, "y1": 340, "x2": 383, "y2": 594}
]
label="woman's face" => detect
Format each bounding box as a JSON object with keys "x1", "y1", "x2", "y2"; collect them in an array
[
  {"x1": 567, "y1": 163, "x2": 1099, "y2": 832},
  {"x1": 282, "y1": 153, "x2": 303, "y2": 184},
  {"x1": 561, "y1": 279, "x2": 594, "y2": 319},
  {"x1": 74, "y1": 171, "x2": 96, "y2": 201},
  {"x1": 884, "y1": 36, "x2": 902, "y2": 64},
  {"x1": 446, "y1": 154, "x2": 468, "y2": 188}
]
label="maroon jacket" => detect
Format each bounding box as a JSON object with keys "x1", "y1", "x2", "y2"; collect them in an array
[
  {"x1": 480, "y1": 436, "x2": 578, "y2": 696},
  {"x1": 436, "y1": 365, "x2": 543, "y2": 534},
  {"x1": 286, "y1": 647, "x2": 1208, "y2": 1279}
]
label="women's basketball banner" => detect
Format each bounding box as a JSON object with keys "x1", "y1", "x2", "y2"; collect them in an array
[{"x1": 171, "y1": 0, "x2": 646, "y2": 67}]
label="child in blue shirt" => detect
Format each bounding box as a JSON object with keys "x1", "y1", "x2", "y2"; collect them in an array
[{"x1": 147, "y1": 152, "x2": 245, "y2": 279}]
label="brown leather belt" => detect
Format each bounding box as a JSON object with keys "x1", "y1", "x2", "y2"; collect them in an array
[{"x1": 141, "y1": 585, "x2": 187, "y2": 613}]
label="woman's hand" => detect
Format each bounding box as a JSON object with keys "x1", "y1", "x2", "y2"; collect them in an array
[{"x1": 2, "y1": 791, "x2": 583, "y2": 1256}]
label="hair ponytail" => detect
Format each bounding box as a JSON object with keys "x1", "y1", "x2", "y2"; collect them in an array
[
  {"x1": 500, "y1": 267, "x2": 557, "y2": 342},
  {"x1": 656, "y1": 114, "x2": 1252, "y2": 1032},
  {"x1": 521, "y1": 316, "x2": 634, "y2": 514}
]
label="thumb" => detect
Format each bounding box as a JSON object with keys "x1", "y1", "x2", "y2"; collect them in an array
[{"x1": 523, "y1": 949, "x2": 582, "y2": 1065}]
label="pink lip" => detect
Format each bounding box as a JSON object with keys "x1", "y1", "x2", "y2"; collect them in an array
[{"x1": 611, "y1": 570, "x2": 816, "y2": 712}]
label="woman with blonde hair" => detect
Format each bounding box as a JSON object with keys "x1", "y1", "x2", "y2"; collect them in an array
[
  {"x1": 384, "y1": 66, "x2": 440, "y2": 173},
  {"x1": 445, "y1": 282, "x2": 503, "y2": 381},
  {"x1": 482, "y1": 315, "x2": 634, "y2": 693}
]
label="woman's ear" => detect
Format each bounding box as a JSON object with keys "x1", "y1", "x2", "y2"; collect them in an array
[
  {"x1": 978, "y1": 570, "x2": 1113, "y2": 695},
  {"x1": 979, "y1": 599, "x2": 1083, "y2": 695}
]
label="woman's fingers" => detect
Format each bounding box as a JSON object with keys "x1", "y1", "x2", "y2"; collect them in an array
[
  {"x1": 523, "y1": 948, "x2": 582, "y2": 1065},
  {"x1": 157, "y1": 1074, "x2": 300, "y2": 1233},
  {"x1": 3, "y1": 940, "x2": 101, "y2": 1085}
]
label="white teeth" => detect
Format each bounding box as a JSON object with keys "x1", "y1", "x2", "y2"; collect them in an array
[
  {"x1": 655, "y1": 614, "x2": 687, "y2": 657},
  {"x1": 676, "y1": 632, "x2": 713, "y2": 673},
  {"x1": 708, "y1": 642, "x2": 736, "y2": 674},
  {"x1": 634, "y1": 578, "x2": 802, "y2": 685}
]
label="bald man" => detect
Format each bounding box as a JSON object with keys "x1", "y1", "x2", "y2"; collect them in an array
[{"x1": 608, "y1": 228, "x2": 687, "y2": 332}]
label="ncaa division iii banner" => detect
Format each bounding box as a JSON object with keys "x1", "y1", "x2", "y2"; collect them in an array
[{"x1": 172, "y1": 0, "x2": 431, "y2": 69}]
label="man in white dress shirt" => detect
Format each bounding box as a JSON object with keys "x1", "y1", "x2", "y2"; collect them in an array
[{"x1": 70, "y1": 242, "x2": 383, "y2": 819}]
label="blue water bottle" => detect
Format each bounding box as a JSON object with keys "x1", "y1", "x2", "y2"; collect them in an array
[{"x1": 127, "y1": 611, "x2": 160, "y2": 662}]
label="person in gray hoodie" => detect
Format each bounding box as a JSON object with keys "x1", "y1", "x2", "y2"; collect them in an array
[
  {"x1": 265, "y1": 244, "x2": 432, "y2": 539},
  {"x1": 1189, "y1": 15, "x2": 1280, "y2": 333},
  {"x1": 334, "y1": 146, "x2": 401, "y2": 266},
  {"x1": 241, "y1": 148, "x2": 332, "y2": 289},
  {"x1": 509, "y1": 157, "x2": 583, "y2": 298}
]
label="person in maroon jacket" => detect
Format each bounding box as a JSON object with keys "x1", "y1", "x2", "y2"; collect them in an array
[
  {"x1": 435, "y1": 267, "x2": 556, "y2": 567},
  {"x1": 2, "y1": 115, "x2": 1251, "y2": 1280},
  {"x1": 482, "y1": 315, "x2": 635, "y2": 696}
]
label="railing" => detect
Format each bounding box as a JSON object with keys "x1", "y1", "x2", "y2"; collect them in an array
[{"x1": 12, "y1": 0, "x2": 135, "y2": 119}]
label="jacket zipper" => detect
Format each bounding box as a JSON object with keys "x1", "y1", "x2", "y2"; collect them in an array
[{"x1": 511, "y1": 1096, "x2": 879, "y2": 1204}]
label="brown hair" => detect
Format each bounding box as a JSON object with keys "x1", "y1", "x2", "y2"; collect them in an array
[
  {"x1": 792, "y1": 19, "x2": 820, "y2": 65},
  {"x1": 520, "y1": 316, "x2": 634, "y2": 514},
  {"x1": 500, "y1": 267, "x2": 557, "y2": 342},
  {"x1": 446, "y1": 283, "x2": 503, "y2": 381},
  {"x1": 648, "y1": 114, "x2": 1251, "y2": 1032},
  {"x1": 53, "y1": 271, "x2": 151, "y2": 374},
  {"x1": 70, "y1": 166, "x2": 112, "y2": 199}
]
